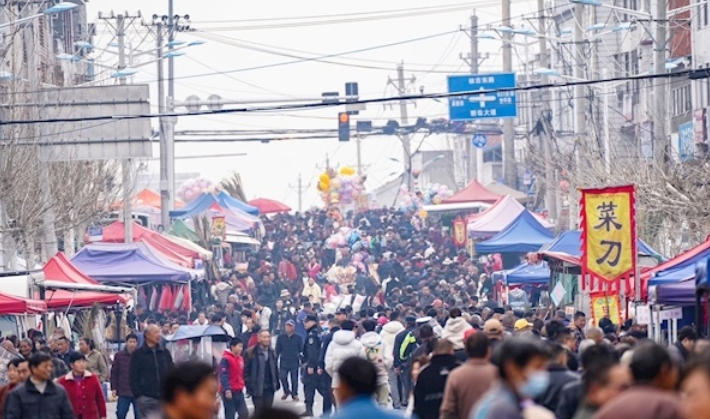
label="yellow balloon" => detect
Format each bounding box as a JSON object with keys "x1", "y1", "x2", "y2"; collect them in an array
[
  {"x1": 319, "y1": 173, "x2": 330, "y2": 184},
  {"x1": 419, "y1": 209, "x2": 428, "y2": 219},
  {"x1": 340, "y1": 167, "x2": 355, "y2": 176}
]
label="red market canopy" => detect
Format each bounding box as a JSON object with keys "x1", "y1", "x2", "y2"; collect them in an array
[
  {"x1": 0, "y1": 292, "x2": 46, "y2": 315},
  {"x1": 42, "y1": 253, "x2": 128, "y2": 309},
  {"x1": 442, "y1": 180, "x2": 502, "y2": 204},
  {"x1": 101, "y1": 221, "x2": 156, "y2": 243},
  {"x1": 248, "y1": 198, "x2": 292, "y2": 214}
]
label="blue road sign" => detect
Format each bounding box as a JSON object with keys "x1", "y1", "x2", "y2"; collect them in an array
[
  {"x1": 472, "y1": 134, "x2": 488, "y2": 148},
  {"x1": 447, "y1": 73, "x2": 517, "y2": 121},
  {"x1": 678, "y1": 121, "x2": 694, "y2": 162}
]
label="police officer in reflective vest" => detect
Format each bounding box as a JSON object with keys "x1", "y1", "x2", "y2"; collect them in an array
[{"x1": 301, "y1": 314, "x2": 331, "y2": 417}]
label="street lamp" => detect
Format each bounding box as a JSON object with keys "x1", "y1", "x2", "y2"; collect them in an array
[{"x1": 0, "y1": 2, "x2": 78, "y2": 29}]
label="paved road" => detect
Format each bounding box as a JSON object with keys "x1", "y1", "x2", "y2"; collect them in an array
[{"x1": 106, "y1": 379, "x2": 326, "y2": 419}]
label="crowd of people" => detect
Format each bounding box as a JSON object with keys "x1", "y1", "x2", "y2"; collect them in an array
[{"x1": 0, "y1": 208, "x2": 708, "y2": 419}]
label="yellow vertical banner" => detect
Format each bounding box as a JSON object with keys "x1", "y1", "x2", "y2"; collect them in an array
[
  {"x1": 591, "y1": 293, "x2": 621, "y2": 325},
  {"x1": 580, "y1": 185, "x2": 636, "y2": 289}
]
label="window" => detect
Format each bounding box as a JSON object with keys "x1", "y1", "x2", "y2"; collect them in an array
[
  {"x1": 672, "y1": 85, "x2": 692, "y2": 116},
  {"x1": 699, "y1": 2, "x2": 709, "y2": 27}
]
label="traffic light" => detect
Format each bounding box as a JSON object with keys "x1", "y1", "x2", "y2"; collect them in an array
[{"x1": 338, "y1": 112, "x2": 350, "y2": 142}]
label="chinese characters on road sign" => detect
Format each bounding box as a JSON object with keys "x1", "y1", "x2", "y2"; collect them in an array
[{"x1": 581, "y1": 185, "x2": 636, "y2": 286}]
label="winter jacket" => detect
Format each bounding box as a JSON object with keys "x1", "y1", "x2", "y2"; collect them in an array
[
  {"x1": 57, "y1": 371, "x2": 107, "y2": 419},
  {"x1": 555, "y1": 381, "x2": 582, "y2": 419},
  {"x1": 360, "y1": 331, "x2": 393, "y2": 386},
  {"x1": 379, "y1": 321, "x2": 404, "y2": 358},
  {"x1": 4, "y1": 378, "x2": 74, "y2": 419},
  {"x1": 594, "y1": 386, "x2": 683, "y2": 419},
  {"x1": 440, "y1": 359, "x2": 497, "y2": 419},
  {"x1": 244, "y1": 345, "x2": 280, "y2": 397},
  {"x1": 85, "y1": 349, "x2": 109, "y2": 382},
  {"x1": 276, "y1": 333, "x2": 303, "y2": 368},
  {"x1": 219, "y1": 350, "x2": 245, "y2": 393},
  {"x1": 393, "y1": 327, "x2": 418, "y2": 369},
  {"x1": 57, "y1": 349, "x2": 79, "y2": 368},
  {"x1": 330, "y1": 396, "x2": 406, "y2": 419},
  {"x1": 668, "y1": 341, "x2": 690, "y2": 366},
  {"x1": 325, "y1": 330, "x2": 366, "y2": 388},
  {"x1": 0, "y1": 383, "x2": 17, "y2": 417},
  {"x1": 129, "y1": 344, "x2": 174, "y2": 399},
  {"x1": 534, "y1": 364, "x2": 579, "y2": 413},
  {"x1": 302, "y1": 283, "x2": 322, "y2": 304},
  {"x1": 110, "y1": 349, "x2": 133, "y2": 397},
  {"x1": 441, "y1": 317, "x2": 473, "y2": 351},
  {"x1": 414, "y1": 354, "x2": 461, "y2": 419}
]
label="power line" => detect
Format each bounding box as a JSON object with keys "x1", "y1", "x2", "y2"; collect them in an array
[{"x1": 0, "y1": 70, "x2": 703, "y2": 126}]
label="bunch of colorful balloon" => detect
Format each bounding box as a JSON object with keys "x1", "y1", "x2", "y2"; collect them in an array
[
  {"x1": 177, "y1": 177, "x2": 219, "y2": 203},
  {"x1": 422, "y1": 183, "x2": 454, "y2": 205},
  {"x1": 397, "y1": 185, "x2": 421, "y2": 212},
  {"x1": 316, "y1": 167, "x2": 366, "y2": 206}
]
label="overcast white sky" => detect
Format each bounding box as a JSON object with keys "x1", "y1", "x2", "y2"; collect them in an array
[{"x1": 87, "y1": 0, "x2": 538, "y2": 209}]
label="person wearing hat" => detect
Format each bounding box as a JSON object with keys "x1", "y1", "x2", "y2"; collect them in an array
[
  {"x1": 301, "y1": 315, "x2": 331, "y2": 417},
  {"x1": 514, "y1": 319, "x2": 534, "y2": 335},
  {"x1": 275, "y1": 320, "x2": 303, "y2": 402},
  {"x1": 483, "y1": 319, "x2": 505, "y2": 350},
  {"x1": 57, "y1": 352, "x2": 107, "y2": 419}
]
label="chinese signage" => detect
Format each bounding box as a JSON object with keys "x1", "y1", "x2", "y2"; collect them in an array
[
  {"x1": 581, "y1": 185, "x2": 636, "y2": 286},
  {"x1": 590, "y1": 293, "x2": 621, "y2": 326},
  {"x1": 452, "y1": 219, "x2": 467, "y2": 247},
  {"x1": 212, "y1": 216, "x2": 226, "y2": 240}
]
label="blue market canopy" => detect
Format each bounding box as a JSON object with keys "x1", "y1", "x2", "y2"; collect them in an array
[
  {"x1": 166, "y1": 325, "x2": 229, "y2": 341},
  {"x1": 71, "y1": 244, "x2": 192, "y2": 284},
  {"x1": 505, "y1": 262, "x2": 550, "y2": 285},
  {"x1": 644, "y1": 239, "x2": 710, "y2": 286},
  {"x1": 476, "y1": 211, "x2": 554, "y2": 254},
  {"x1": 168, "y1": 193, "x2": 259, "y2": 232},
  {"x1": 540, "y1": 230, "x2": 665, "y2": 260},
  {"x1": 217, "y1": 191, "x2": 259, "y2": 215},
  {"x1": 655, "y1": 279, "x2": 695, "y2": 306}
]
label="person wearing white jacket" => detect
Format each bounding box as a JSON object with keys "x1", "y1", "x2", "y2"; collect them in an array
[
  {"x1": 379, "y1": 312, "x2": 405, "y2": 409},
  {"x1": 441, "y1": 308, "x2": 473, "y2": 351},
  {"x1": 325, "y1": 320, "x2": 365, "y2": 391},
  {"x1": 361, "y1": 319, "x2": 393, "y2": 407}
]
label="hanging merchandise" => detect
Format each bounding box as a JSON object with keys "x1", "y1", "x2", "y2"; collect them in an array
[
  {"x1": 182, "y1": 284, "x2": 192, "y2": 312},
  {"x1": 138, "y1": 287, "x2": 148, "y2": 308},
  {"x1": 174, "y1": 285, "x2": 185, "y2": 310},
  {"x1": 148, "y1": 286, "x2": 159, "y2": 311}
]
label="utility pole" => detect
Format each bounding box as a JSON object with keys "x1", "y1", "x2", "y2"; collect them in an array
[
  {"x1": 502, "y1": 0, "x2": 516, "y2": 187},
  {"x1": 149, "y1": 19, "x2": 170, "y2": 229},
  {"x1": 288, "y1": 174, "x2": 307, "y2": 213},
  {"x1": 466, "y1": 12, "x2": 480, "y2": 183},
  {"x1": 356, "y1": 135, "x2": 363, "y2": 175},
  {"x1": 101, "y1": 12, "x2": 139, "y2": 243},
  {"x1": 537, "y1": 0, "x2": 557, "y2": 222},
  {"x1": 387, "y1": 65, "x2": 415, "y2": 190},
  {"x1": 166, "y1": 0, "x2": 176, "y2": 214},
  {"x1": 653, "y1": 0, "x2": 668, "y2": 166},
  {"x1": 571, "y1": 3, "x2": 586, "y2": 229}
]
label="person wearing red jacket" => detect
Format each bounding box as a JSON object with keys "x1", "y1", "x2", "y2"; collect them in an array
[
  {"x1": 57, "y1": 352, "x2": 107, "y2": 419},
  {"x1": 219, "y1": 337, "x2": 248, "y2": 419}
]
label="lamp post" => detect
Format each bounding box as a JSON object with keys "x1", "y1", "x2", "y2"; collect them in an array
[{"x1": 0, "y1": 2, "x2": 78, "y2": 29}]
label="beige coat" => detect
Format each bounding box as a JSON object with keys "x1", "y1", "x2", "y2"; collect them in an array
[
  {"x1": 440, "y1": 359, "x2": 497, "y2": 419},
  {"x1": 85, "y1": 349, "x2": 109, "y2": 382}
]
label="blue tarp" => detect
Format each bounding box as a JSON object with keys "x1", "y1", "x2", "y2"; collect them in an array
[
  {"x1": 505, "y1": 262, "x2": 551, "y2": 285},
  {"x1": 72, "y1": 244, "x2": 191, "y2": 283},
  {"x1": 166, "y1": 325, "x2": 228, "y2": 341},
  {"x1": 541, "y1": 230, "x2": 665, "y2": 260},
  {"x1": 476, "y1": 211, "x2": 555, "y2": 254},
  {"x1": 650, "y1": 263, "x2": 696, "y2": 285},
  {"x1": 217, "y1": 191, "x2": 259, "y2": 215},
  {"x1": 168, "y1": 193, "x2": 257, "y2": 232},
  {"x1": 656, "y1": 280, "x2": 695, "y2": 306}
]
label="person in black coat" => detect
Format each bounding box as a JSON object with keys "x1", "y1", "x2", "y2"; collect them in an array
[
  {"x1": 275, "y1": 321, "x2": 303, "y2": 401},
  {"x1": 413, "y1": 340, "x2": 461, "y2": 419},
  {"x1": 535, "y1": 343, "x2": 579, "y2": 412},
  {"x1": 4, "y1": 353, "x2": 75, "y2": 419},
  {"x1": 129, "y1": 325, "x2": 174, "y2": 419},
  {"x1": 244, "y1": 330, "x2": 280, "y2": 413}
]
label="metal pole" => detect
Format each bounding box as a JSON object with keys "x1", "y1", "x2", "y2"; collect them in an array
[
  {"x1": 396, "y1": 63, "x2": 412, "y2": 190},
  {"x1": 157, "y1": 23, "x2": 170, "y2": 229},
  {"x1": 356, "y1": 135, "x2": 363, "y2": 175},
  {"x1": 297, "y1": 173, "x2": 303, "y2": 213},
  {"x1": 167, "y1": 0, "x2": 176, "y2": 212},
  {"x1": 602, "y1": 68, "x2": 611, "y2": 175},
  {"x1": 538, "y1": 0, "x2": 556, "y2": 222},
  {"x1": 653, "y1": 0, "x2": 668, "y2": 165},
  {"x1": 502, "y1": 0, "x2": 516, "y2": 187},
  {"x1": 467, "y1": 12, "x2": 479, "y2": 182},
  {"x1": 25, "y1": 3, "x2": 58, "y2": 258},
  {"x1": 571, "y1": 3, "x2": 586, "y2": 230},
  {"x1": 117, "y1": 14, "x2": 133, "y2": 243}
]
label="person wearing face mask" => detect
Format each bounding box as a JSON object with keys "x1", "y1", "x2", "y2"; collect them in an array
[{"x1": 470, "y1": 337, "x2": 553, "y2": 419}]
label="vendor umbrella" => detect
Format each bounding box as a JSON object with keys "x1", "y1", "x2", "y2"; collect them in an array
[{"x1": 248, "y1": 198, "x2": 291, "y2": 214}]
